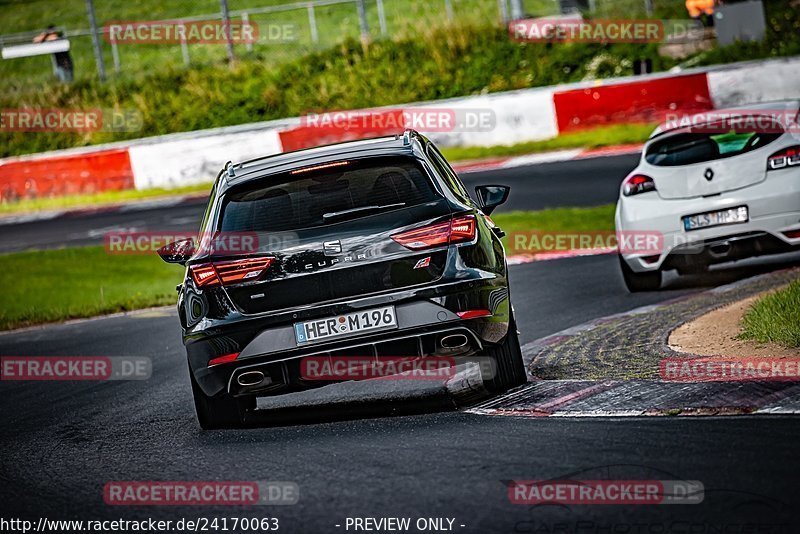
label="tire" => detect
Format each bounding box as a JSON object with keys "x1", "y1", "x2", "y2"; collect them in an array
[
  {"x1": 189, "y1": 368, "x2": 251, "y2": 430},
  {"x1": 484, "y1": 314, "x2": 528, "y2": 394},
  {"x1": 619, "y1": 255, "x2": 661, "y2": 292}
]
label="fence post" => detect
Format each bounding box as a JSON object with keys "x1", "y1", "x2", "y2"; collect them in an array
[
  {"x1": 509, "y1": 0, "x2": 524, "y2": 19},
  {"x1": 219, "y1": 0, "x2": 235, "y2": 62},
  {"x1": 644, "y1": 0, "x2": 654, "y2": 16},
  {"x1": 111, "y1": 40, "x2": 121, "y2": 72},
  {"x1": 588, "y1": 0, "x2": 597, "y2": 13},
  {"x1": 355, "y1": 0, "x2": 370, "y2": 42},
  {"x1": 307, "y1": 3, "x2": 319, "y2": 44},
  {"x1": 179, "y1": 21, "x2": 190, "y2": 66},
  {"x1": 376, "y1": 0, "x2": 388, "y2": 36},
  {"x1": 85, "y1": 0, "x2": 106, "y2": 81},
  {"x1": 444, "y1": 0, "x2": 454, "y2": 21},
  {"x1": 497, "y1": 0, "x2": 509, "y2": 23},
  {"x1": 242, "y1": 12, "x2": 253, "y2": 52}
]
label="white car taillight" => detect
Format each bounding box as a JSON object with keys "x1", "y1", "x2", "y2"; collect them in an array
[
  {"x1": 767, "y1": 146, "x2": 800, "y2": 170},
  {"x1": 622, "y1": 174, "x2": 656, "y2": 196}
]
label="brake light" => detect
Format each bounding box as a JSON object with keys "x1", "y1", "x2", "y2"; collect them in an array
[
  {"x1": 189, "y1": 257, "x2": 274, "y2": 288},
  {"x1": 622, "y1": 174, "x2": 656, "y2": 196},
  {"x1": 767, "y1": 146, "x2": 800, "y2": 170},
  {"x1": 391, "y1": 215, "x2": 476, "y2": 250},
  {"x1": 190, "y1": 264, "x2": 219, "y2": 287}
]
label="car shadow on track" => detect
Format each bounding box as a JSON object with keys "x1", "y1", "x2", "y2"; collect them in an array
[{"x1": 660, "y1": 252, "x2": 800, "y2": 291}]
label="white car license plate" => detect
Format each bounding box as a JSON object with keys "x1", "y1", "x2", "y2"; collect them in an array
[
  {"x1": 294, "y1": 306, "x2": 397, "y2": 344},
  {"x1": 683, "y1": 206, "x2": 748, "y2": 231}
]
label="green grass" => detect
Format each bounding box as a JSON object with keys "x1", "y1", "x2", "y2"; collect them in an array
[
  {"x1": 440, "y1": 123, "x2": 653, "y2": 162},
  {"x1": 0, "y1": 183, "x2": 212, "y2": 216},
  {"x1": 739, "y1": 280, "x2": 800, "y2": 348},
  {"x1": 0, "y1": 246, "x2": 181, "y2": 330},
  {"x1": 3, "y1": 0, "x2": 797, "y2": 159},
  {"x1": 1, "y1": 0, "x2": 561, "y2": 86},
  {"x1": 492, "y1": 205, "x2": 616, "y2": 252},
  {"x1": 0, "y1": 204, "x2": 614, "y2": 330},
  {"x1": 2, "y1": 1, "x2": 796, "y2": 158}
]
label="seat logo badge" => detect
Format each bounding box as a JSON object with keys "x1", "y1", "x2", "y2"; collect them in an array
[
  {"x1": 323, "y1": 240, "x2": 342, "y2": 255},
  {"x1": 704, "y1": 168, "x2": 714, "y2": 181},
  {"x1": 414, "y1": 257, "x2": 431, "y2": 269}
]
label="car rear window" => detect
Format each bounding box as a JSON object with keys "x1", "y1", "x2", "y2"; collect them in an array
[
  {"x1": 645, "y1": 121, "x2": 783, "y2": 167},
  {"x1": 219, "y1": 157, "x2": 437, "y2": 232}
]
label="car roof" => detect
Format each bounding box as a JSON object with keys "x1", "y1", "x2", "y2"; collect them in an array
[
  {"x1": 648, "y1": 99, "x2": 800, "y2": 140},
  {"x1": 222, "y1": 131, "x2": 424, "y2": 190}
]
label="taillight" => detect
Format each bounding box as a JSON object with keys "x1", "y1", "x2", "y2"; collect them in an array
[
  {"x1": 622, "y1": 174, "x2": 656, "y2": 196},
  {"x1": 190, "y1": 264, "x2": 219, "y2": 287},
  {"x1": 189, "y1": 257, "x2": 274, "y2": 288},
  {"x1": 767, "y1": 146, "x2": 800, "y2": 170},
  {"x1": 391, "y1": 215, "x2": 476, "y2": 250}
]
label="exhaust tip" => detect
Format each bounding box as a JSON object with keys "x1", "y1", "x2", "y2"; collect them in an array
[
  {"x1": 440, "y1": 334, "x2": 469, "y2": 349},
  {"x1": 237, "y1": 371, "x2": 265, "y2": 387},
  {"x1": 709, "y1": 242, "x2": 731, "y2": 258}
]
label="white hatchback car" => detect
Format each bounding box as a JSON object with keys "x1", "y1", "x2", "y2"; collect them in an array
[{"x1": 616, "y1": 101, "x2": 800, "y2": 292}]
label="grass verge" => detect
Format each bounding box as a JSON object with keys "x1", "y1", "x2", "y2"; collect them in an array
[
  {"x1": 440, "y1": 123, "x2": 652, "y2": 162},
  {"x1": 0, "y1": 204, "x2": 615, "y2": 330},
  {"x1": 0, "y1": 183, "x2": 212, "y2": 216},
  {"x1": 0, "y1": 246, "x2": 181, "y2": 331},
  {"x1": 739, "y1": 280, "x2": 800, "y2": 348}
]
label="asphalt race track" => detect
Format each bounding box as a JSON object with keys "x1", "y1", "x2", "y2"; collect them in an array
[
  {"x1": 1, "y1": 153, "x2": 799, "y2": 531},
  {"x1": 0, "y1": 154, "x2": 639, "y2": 253}
]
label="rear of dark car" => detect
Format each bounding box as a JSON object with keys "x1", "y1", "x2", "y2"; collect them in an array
[{"x1": 163, "y1": 132, "x2": 525, "y2": 428}]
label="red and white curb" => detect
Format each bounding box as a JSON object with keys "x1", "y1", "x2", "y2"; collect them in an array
[
  {"x1": 507, "y1": 247, "x2": 618, "y2": 265},
  {"x1": 466, "y1": 379, "x2": 800, "y2": 418},
  {"x1": 468, "y1": 272, "x2": 800, "y2": 418},
  {"x1": 452, "y1": 145, "x2": 642, "y2": 175}
]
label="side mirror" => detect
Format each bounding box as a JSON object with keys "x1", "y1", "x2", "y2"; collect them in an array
[
  {"x1": 157, "y1": 237, "x2": 195, "y2": 265},
  {"x1": 475, "y1": 185, "x2": 510, "y2": 215}
]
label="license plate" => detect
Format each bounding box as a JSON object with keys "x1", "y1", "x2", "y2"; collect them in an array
[
  {"x1": 683, "y1": 206, "x2": 748, "y2": 231},
  {"x1": 294, "y1": 306, "x2": 397, "y2": 344}
]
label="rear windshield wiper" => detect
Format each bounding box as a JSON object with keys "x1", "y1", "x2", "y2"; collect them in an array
[{"x1": 322, "y1": 203, "x2": 406, "y2": 222}]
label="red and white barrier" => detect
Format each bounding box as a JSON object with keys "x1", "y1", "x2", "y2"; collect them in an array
[
  {"x1": 0, "y1": 149, "x2": 133, "y2": 202},
  {"x1": 1, "y1": 56, "x2": 798, "y2": 197}
]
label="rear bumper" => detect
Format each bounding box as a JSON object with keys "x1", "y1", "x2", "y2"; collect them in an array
[
  {"x1": 187, "y1": 277, "x2": 511, "y2": 397},
  {"x1": 617, "y1": 169, "x2": 800, "y2": 272},
  {"x1": 661, "y1": 231, "x2": 800, "y2": 271}
]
